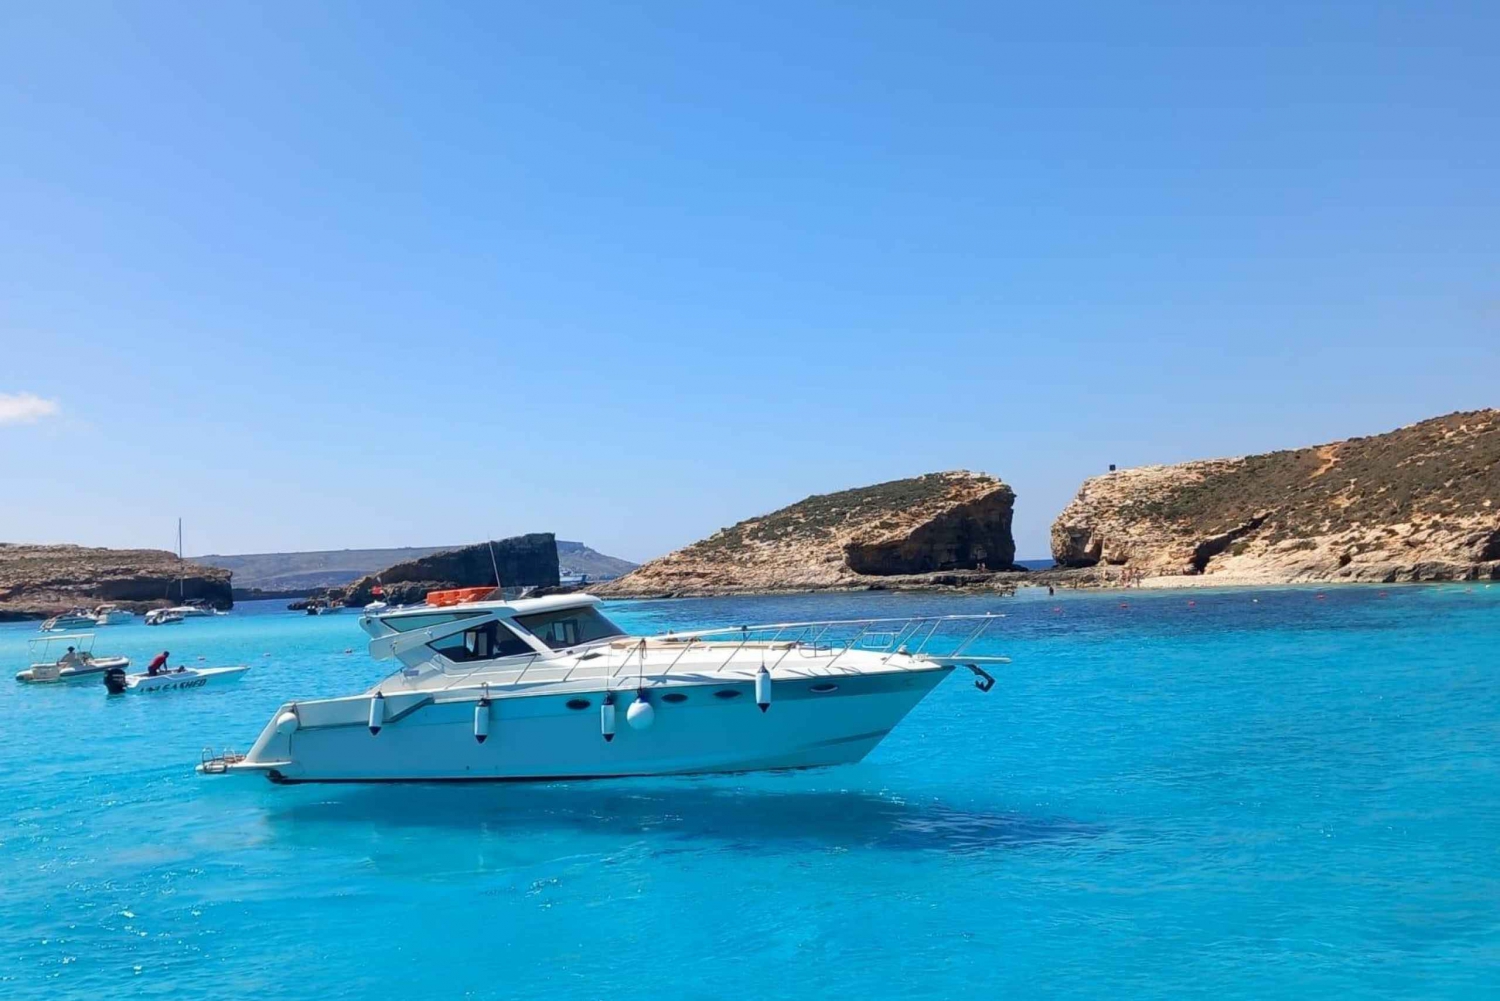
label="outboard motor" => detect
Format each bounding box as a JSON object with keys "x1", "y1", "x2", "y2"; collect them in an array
[{"x1": 103, "y1": 666, "x2": 128, "y2": 695}]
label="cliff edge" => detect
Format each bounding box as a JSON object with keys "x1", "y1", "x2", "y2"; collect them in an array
[
  {"x1": 0, "y1": 544, "x2": 234, "y2": 620},
  {"x1": 596, "y1": 471, "x2": 1020, "y2": 597},
  {"x1": 333, "y1": 533, "x2": 561, "y2": 606},
  {"x1": 1051, "y1": 410, "x2": 1500, "y2": 584}
]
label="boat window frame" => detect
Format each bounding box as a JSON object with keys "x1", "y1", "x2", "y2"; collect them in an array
[
  {"x1": 512, "y1": 605, "x2": 627, "y2": 651},
  {"x1": 426, "y1": 619, "x2": 537, "y2": 664}
]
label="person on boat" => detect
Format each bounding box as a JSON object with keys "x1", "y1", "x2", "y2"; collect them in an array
[
  {"x1": 60, "y1": 645, "x2": 82, "y2": 666},
  {"x1": 147, "y1": 651, "x2": 170, "y2": 676}
]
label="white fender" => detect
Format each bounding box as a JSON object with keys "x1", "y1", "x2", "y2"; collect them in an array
[
  {"x1": 755, "y1": 665, "x2": 772, "y2": 712},
  {"x1": 368, "y1": 691, "x2": 385, "y2": 735},
  {"x1": 474, "y1": 698, "x2": 491, "y2": 744},
  {"x1": 601, "y1": 692, "x2": 617, "y2": 742},
  {"x1": 626, "y1": 693, "x2": 655, "y2": 731},
  {"x1": 275, "y1": 710, "x2": 299, "y2": 735}
]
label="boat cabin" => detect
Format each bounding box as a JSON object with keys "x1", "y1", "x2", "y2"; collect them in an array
[{"x1": 359, "y1": 594, "x2": 628, "y2": 669}]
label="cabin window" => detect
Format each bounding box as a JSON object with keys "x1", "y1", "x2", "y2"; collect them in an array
[
  {"x1": 662, "y1": 692, "x2": 688, "y2": 703},
  {"x1": 714, "y1": 689, "x2": 741, "y2": 700},
  {"x1": 565, "y1": 698, "x2": 592, "y2": 710},
  {"x1": 428, "y1": 621, "x2": 534, "y2": 662},
  {"x1": 514, "y1": 606, "x2": 626, "y2": 650}
]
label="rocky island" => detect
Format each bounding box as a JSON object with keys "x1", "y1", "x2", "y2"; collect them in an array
[
  {"x1": 328, "y1": 533, "x2": 561, "y2": 606},
  {"x1": 1050, "y1": 409, "x2": 1499, "y2": 585},
  {"x1": 596, "y1": 471, "x2": 1021, "y2": 598},
  {"x1": 0, "y1": 544, "x2": 234, "y2": 621}
]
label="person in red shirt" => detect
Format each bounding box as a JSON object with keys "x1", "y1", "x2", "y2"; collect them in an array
[{"x1": 147, "y1": 651, "x2": 170, "y2": 676}]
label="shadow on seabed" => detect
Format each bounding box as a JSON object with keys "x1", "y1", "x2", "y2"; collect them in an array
[{"x1": 263, "y1": 779, "x2": 1101, "y2": 855}]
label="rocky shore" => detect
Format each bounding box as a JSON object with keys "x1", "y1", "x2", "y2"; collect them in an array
[
  {"x1": 9, "y1": 412, "x2": 1493, "y2": 612},
  {"x1": 1049, "y1": 410, "x2": 1499, "y2": 587},
  {"x1": 0, "y1": 544, "x2": 234, "y2": 621},
  {"x1": 596, "y1": 472, "x2": 1022, "y2": 598}
]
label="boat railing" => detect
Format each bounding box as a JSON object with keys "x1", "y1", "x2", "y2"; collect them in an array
[{"x1": 601, "y1": 614, "x2": 1007, "y2": 686}]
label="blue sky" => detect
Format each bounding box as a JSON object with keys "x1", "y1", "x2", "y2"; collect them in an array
[{"x1": 2, "y1": 2, "x2": 1496, "y2": 562}]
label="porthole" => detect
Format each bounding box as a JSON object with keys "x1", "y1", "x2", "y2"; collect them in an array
[
  {"x1": 662, "y1": 692, "x2": 688, "y2": 704},
  {"x1": 809, "y1": 682, "x2": 838, "y2": 694},
  {"x1": 713, "y1": 689, "x2": 741, "y2": 700},
  {"x1": 565, "y1": 698, "x2": 591, "y2": 711}
]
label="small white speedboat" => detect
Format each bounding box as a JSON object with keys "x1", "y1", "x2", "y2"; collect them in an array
[
  {"x1": 145, "y1": 609, "x2": 185, "y2": 626},
  {"x1": 16, "y1": 633, "x2": 130, "y2": 683},
  {"x1": 103, "y1": 664, "x2": 249, "y2": 694}
]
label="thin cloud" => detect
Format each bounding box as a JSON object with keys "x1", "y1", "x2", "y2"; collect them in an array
[{"x1": 0, "y1": 392, "x2": 61, "y2": 425}]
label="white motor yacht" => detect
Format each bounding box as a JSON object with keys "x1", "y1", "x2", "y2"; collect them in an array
[
  {"x1": 92, "y1": 604, "x2": 136, "y2": 626},
  {"x1": 199, "y1": 591, "x2": 1006, "y2": 784},
  {"x1": 166, "y1": 604, "x2": 219, "y2": 618},
  {"x1": 145, "y1": 608, "x2": 185, "y2": 626},
  {"x1": 41, "y1": 609, "x2": 98, "y2": 632},
  {"x1": 16, "y1": 633, "x2": 130, "y2": 683}
]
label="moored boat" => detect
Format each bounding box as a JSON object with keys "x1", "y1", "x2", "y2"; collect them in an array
[
  {"x1": 91, "y1": 604, "x2": 135, "y2": 625},
  {"x1": 145, "y1": 608, "x2": 185, "y2": 626},
  {"x1": 199, "y1": 592, "x2": 1006, "y2": 784},
  {"x1": 41, "y1": 610, "x2": 98, "y2": 632},
  {"x1": 165, "y1": 604, "x2": 219, "y2": 618},
  {"x1": 16, "y1": 633, "x2": 130, "y2": 683}
]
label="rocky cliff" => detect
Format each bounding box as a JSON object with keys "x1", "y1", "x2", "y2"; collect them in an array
[
  {"x1": 596, "y1": 472, "x2": 1020, "y2": 597},
  {"x1": 196, "y1": 539, "x2": 632, "y2": 593},
  {"x1": 1051, "y1": 410, "x2": 1500, "y2": 584},
  {"x1": 334, "y1": 533, "x2": 560, "y2": 606},
  {"x1": 0, "y1": 544, "x2": 234, "y2": 620}
]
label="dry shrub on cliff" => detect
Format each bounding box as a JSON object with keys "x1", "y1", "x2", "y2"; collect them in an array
[{"x1": 1125, "y1": 411, "x2": 1499, "y2": 542}]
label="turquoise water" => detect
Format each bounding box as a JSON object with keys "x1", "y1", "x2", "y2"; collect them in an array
[{"x1": 2, "y1": 586, "x2": 1498, "y2": 998}]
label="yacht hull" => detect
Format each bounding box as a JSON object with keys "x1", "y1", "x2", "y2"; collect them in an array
[{"x1": 236, "y1": 667, "x2": 953, "y2": 783}]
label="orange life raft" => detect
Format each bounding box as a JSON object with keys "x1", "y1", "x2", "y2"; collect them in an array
[{"x1": 426, "y1": 587, "x2": 496, "y2": 607}]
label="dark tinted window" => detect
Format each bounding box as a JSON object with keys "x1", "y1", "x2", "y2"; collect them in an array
[
  {"x1": 429, "y1": 621, "x2": 534, "y2": 662},
  {"x1": 514, "y1": 607, "x2": 626, "y2": 650}
]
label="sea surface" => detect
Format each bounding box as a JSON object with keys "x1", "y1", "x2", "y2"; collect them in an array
[{"x1": 2, "y1": 586, "x2": 1497, "y2": 999}]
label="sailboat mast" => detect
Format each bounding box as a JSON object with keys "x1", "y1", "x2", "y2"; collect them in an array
[{"x1": 178, "y1": 517, "x2": 185, "y2": 602}]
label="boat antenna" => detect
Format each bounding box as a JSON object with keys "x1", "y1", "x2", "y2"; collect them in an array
[
  {"x1": 487, "y1": 538, "x2": 503, "y2": 598},
  {"x1": 178, "y1": 517, "x2": 185, "y2": 603}
]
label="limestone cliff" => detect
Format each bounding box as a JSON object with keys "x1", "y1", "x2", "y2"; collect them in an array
[
  {"x1": 1051, "y1": 410, "x2": 1500, "y2": 584},
  {"x1": 596, "y1": 472, "x2": 1019, "y2": 597},
  {"x1": 0, "y1": 544, "x2": 234, "y2": 620},
  {"x1": 334, "y1": 533, "x2": 560, "y2": 606}
]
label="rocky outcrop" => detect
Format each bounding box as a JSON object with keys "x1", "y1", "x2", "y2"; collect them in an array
[
  {"x1": 333, "y1": 534, "x2": 560, "y2": 606},
  {"x1": 0, "y1": 544, "x2": 233, "y2": 620},
  {"x1": 596, "y1": 472, "x2": 1021, "y2": 597},
  {"x1": 1051, "y1": 410, "x2": 1500, "y2": 584}
]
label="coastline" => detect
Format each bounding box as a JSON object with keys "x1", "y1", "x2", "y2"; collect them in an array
[{"x1": 598, "y1": 564, "x2": 1499, "y2": 601}]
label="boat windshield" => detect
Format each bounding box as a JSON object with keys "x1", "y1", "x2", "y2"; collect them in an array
[{"x1": 513, "y1": 606, "x2": 626, "y2": 650}]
